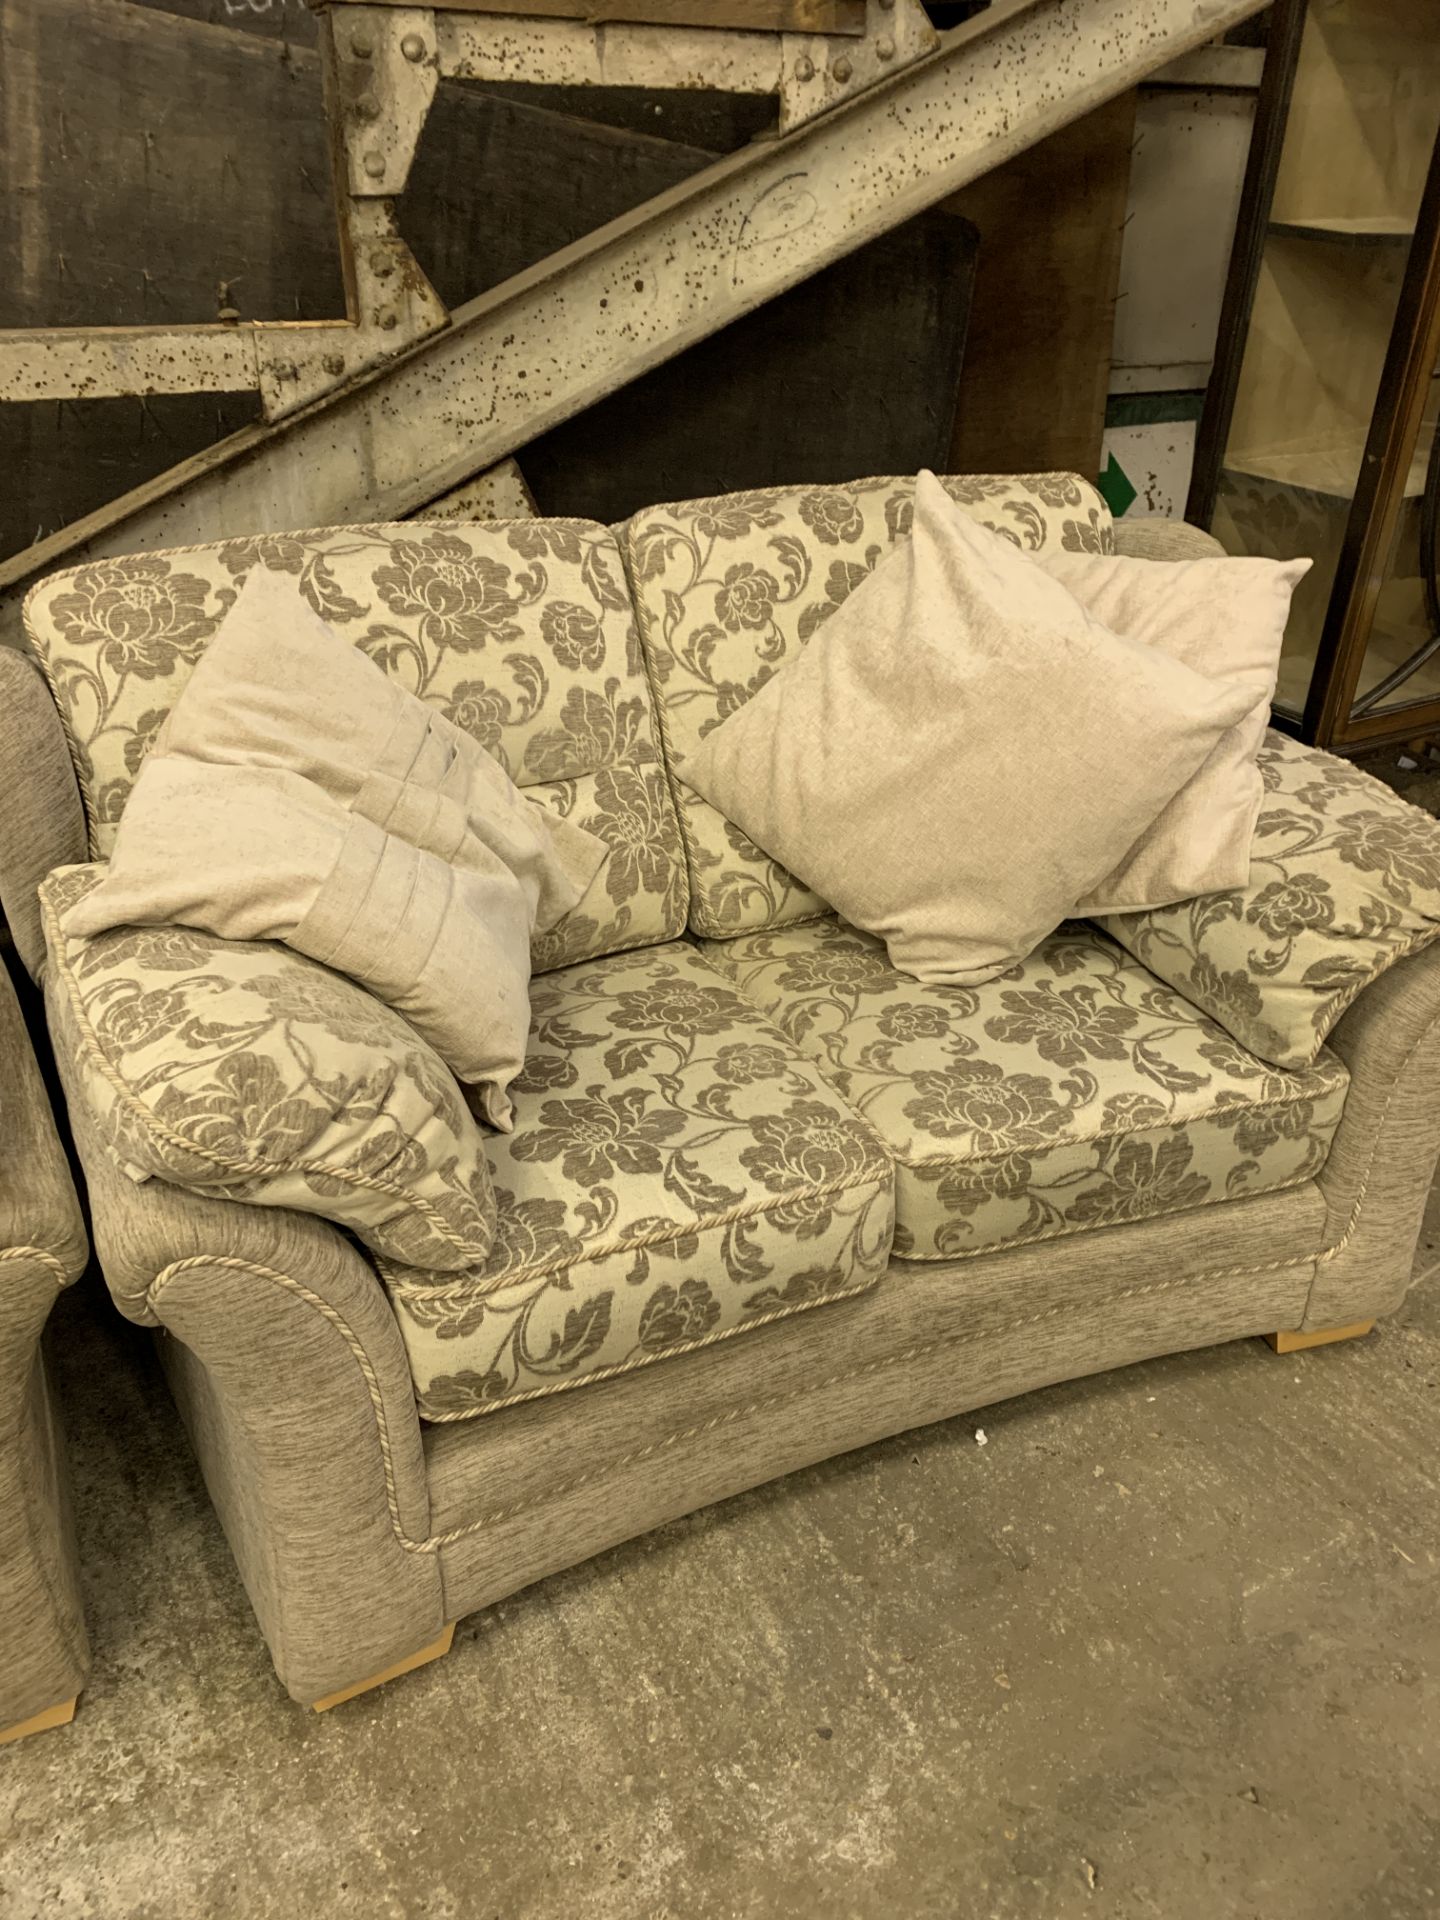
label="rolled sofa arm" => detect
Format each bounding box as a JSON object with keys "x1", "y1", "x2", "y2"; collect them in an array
[
  {"x1": 0, "y1": 959, "x2": 89, "y2": 1733},
  {"x1": 0, "y1": 647, "x2": 88, "y2": 984},
  {"x1": 1111, "y1": 518, "x2": 1226, "y2": 562},
  {"x1": 47, "y1": 991, "x2": 445, "y2": 1702},
  {"x1": 1304, "y1": 937, "x2": 1440, "y2": 1329}
]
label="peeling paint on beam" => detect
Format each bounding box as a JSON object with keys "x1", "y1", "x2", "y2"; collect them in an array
[{"x1": 0, "y1": 0, "x2": 1266, "y2": 619}]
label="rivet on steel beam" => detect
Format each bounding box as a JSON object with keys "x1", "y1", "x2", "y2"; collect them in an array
[
  {"x1": 832, "y1": 56, "x2": 853, "y2": 82},
  {"x1": 878, "y1": 0, "x2": 895, "y2": 10},
  {"x1": 271, "y1": 362, "x2": 298, "y2": 382},
  {"x1": 400, "y1": 32, "x2": 426, "y2": 61},
  {"x1": 323, "y1": 354, "x2": 346, "y2": 376},
  {"x1": 370, "y1": 249, "x2": 397, "y2": 279},
  {"x1": 378, "y1": 308, "x2": 399, "y2": 331},
  {"x1": 350, "y1": 33, "x2": 373, "y2": 57},
  {"x1": 363, "y1": 151, "x2": 387, "y2": 180},
  {"x1": 354, "y1": 94, "x2": 381, "y2": 121},
  {"x1": 793, "y1": 54, "x2": 815, "y2": 82},
  {"x1": 876, "y1": 34, "x2": 895, "y2": 57}
]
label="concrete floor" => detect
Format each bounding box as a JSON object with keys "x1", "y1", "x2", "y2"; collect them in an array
[{"x1": 3, "y1": 1198, "x2": 1439, "y2": 1920}]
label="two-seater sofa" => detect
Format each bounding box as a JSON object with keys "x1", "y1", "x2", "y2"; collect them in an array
[{"x1": 4, "y1": 470, "x2": 1439, "y2": 1710}]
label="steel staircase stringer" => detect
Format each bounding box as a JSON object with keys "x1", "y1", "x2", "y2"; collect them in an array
[{"x1": 0, "y1": 0, "x2": 1268, "y2": 637}]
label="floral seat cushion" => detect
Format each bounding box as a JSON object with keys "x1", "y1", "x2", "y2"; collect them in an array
[
  {"x1": 380, "y1": 942, "x2": 894, "y2": 1420},
  {"x1": 699, "y1": 917, "x2": 1348, "y2": 1262},
  {"x1": 622, "y1": 471, "x2": 1113, "y2": 939}
]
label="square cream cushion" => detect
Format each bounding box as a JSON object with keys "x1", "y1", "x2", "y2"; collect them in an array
[
  {"x1": 153, "y1": 566, "x2": 605, "y2": 936},
  {"x1": 62, "y1": 757, "x2": 534, "y2": 1130},
  {"x1": 1034, "y1": 546, "x2": 1311, "y2": 913},
  {"x1": 685, "y1": 471, "x2": 1258, "y2": 985}
]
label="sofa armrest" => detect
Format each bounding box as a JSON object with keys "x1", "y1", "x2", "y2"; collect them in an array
[
  {"x1": 1302, "y1": 937, "x2": 1440, "y2": 1329},
  {"x1": 0, "y1": 648, "x2": 87, "y2": 984},
  {"x1": 1111, "y1": 518, "x2": 1226, "y2": 563},
  {"x1": 0, "y1": 957, "x2": 89, "y2": 1730},
  {"x1": 50, "y1": 1000, "x2": 444, "y2": 1701}
]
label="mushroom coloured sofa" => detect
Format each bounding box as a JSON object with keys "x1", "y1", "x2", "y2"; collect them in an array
[
  {"x1": 4, "y1": 471, "x2": 1440, "y2": 1711},
  {"x1": 0, "y1": 951, "x2": 90, "y2": 1744}
]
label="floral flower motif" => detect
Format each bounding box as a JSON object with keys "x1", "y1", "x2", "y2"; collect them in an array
[
  {"x1": 592, "y1": 764, "x2": 677, "y2": 905},
  {"x1": 609, "y1": 976, "x2": 744, "y2": 1036},
  {"x1": 638, "y1": 1279, "x2": 721, "y2": 1350},
  {"x1": 713, "y1": 1041, "x2": 791, "y2": 1085},
  {"x1": 1331, "y1": 811, "x2": 1437, "y2": 898},
  {"x1": 373, "y1": 533, "x2": 522, "y2": 651},
  {"x1": 122, "y1": 708, "x2": 169, "y2": 779},
  {"x1": 877, "y1": 1001, "x2": 953, "y2": 1043},
  {"x1": 695, "y1": 494, "x2": 783, "y2": 542},
  {"x1": 1247, "y1": 874, "x2": 1336, "y2": 940},
  {"x1": 903, "y1": 1060, "x2": 1067, "y2": 1153},
  {"x1": 541, "y1": 600, "x2": 605, "y2": 672},
  {"x1": 715, "y1": 562, "x2": 780, "y2": 633},
  {"x1": 799, "y1": 491, "x2": 864, "y2": 546},
  {"x1": 985, "y1": 985, "x2": 1138, "y2": 1068},
  {"x1": 49, "y1": 556, "x2": 221, "y2": 680},
  {"x1": 1066, "y1": 1134, "x2": 1208, "y2": 1226},
  {"x1": 774, "y1": 943, "x2": 889, "y2": 996},
  {"x1": 442, "y1": 680, "x2": 510, "y2": 755},
  {"x1": 739, "y1": 1098, "x2": 881, "y2": 1195},
  {"x1": 508, "y1": 1087, "x2": 687, "y2": 1186}
]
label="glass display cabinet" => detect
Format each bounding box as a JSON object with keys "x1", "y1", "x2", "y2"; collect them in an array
[{"x1": 1190, "y1": 0, "x2": 1440, "y2": 750}]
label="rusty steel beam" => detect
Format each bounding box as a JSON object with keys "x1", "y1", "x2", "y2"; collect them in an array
[
  {"x1": 328, "y1": 0, "x2": 869, "y2": 28},
  {"x1": 0, "y1": 0, "x2": 1267, "y2": 633}
]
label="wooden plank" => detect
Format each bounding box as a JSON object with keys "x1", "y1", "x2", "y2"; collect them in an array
[
  {"x1": 945, "y1": 88, "x2": 1137, "y2": 479},
  {"x1": 331, "y1": 0, "x2": 866, "y2": 29}
]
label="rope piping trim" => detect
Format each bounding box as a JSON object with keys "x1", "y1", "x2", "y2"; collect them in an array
[
  {"x1": 0, "y1": 1243, "x2": 75, "y2": 1294},
  {"x1": 142, "y1": 978, "x2": 1439, "y2": 1562},
  {"x1": 39, "y1": 884, "x2": 490, "y2": 1263}
]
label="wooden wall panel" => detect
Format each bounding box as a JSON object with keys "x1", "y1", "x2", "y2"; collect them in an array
[{"x1": 946, "y1": 90, "x2": 1137, "y2": 480}]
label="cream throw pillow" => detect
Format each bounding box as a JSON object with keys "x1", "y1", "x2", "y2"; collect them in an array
[
  {"x1": 62, "y1": 758, "x2": 533, "y2": 1130},
  {"x1": 153, "y1": 567, "x2": 604, "y2": 936},
  {"x1": 1035, "y1": 546, "x2": 1310, "y2": 912},
  {"x1": 685, "y1": 471, "x2": 1258, "y2": 985}
]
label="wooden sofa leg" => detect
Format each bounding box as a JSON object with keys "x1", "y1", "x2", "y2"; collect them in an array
[
  {"x1": 0, "y1": 1695, "x2": 78, "y2": 1746},
  {"x1": 310, "y1": 1622, "x2": 455, "y2": 1713},
  {"x1": 1265, "y1": 1320, "x2": 1376, "y2": 1355}
]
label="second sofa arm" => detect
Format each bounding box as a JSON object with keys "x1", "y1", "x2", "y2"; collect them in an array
[
  {"x1": 48, "y1": 999, "x2": 445, "y2": 1700},
  {"x1": 1111, "y1": 517, "x2": 1226, "y2": 562},
  {"x1": 0, "y1": 648, "x2": 88, "y2": 986}
]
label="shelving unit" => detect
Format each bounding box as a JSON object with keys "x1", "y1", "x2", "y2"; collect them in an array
[{"x1": 1190, "y1": 0, "x2": 1440, "y2": 749}]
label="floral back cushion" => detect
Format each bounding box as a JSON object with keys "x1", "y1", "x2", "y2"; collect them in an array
[
  {"x1": 622, "y1": 472, "x2": 1114, "y2": 939},
  {"x1": 24, "y1": 520, "x2": 686, "y2": 972},
  {"x1": 1096, "y1": 731, "x2": 1440, "y2": 1069}
]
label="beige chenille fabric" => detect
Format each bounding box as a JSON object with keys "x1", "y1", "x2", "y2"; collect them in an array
[
  {"x1": 686, "y1": 471, "x2": 1256, "y2": 985},
  {"x1": 42, "y1": 865, "x2": 497, "y2": 1270},
  {"x1": 153, "y1": 567, "x2": 605, "y2": 935},
  {"x1": 62, "y1": 758, "x2": 533, "y2": 1128},
  {"x1": 1035, "y1": 546, "x2": 1311, "y2": 913}
]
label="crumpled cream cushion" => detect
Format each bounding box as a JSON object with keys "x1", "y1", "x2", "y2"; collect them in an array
[
  {"x1": 153, "y1": 566, "x2": 605, "y2": 936},
  {"x1": 42, "y1": 864, "x2": 497, "y2": 1271},
  {"x1": 61, "y1": 758, "x2": 533, "y2": 1130},
  {"x1": 1033, "y1": 545, "x2": 1311, "y2": 913},
  {"x1": 686, "y1": 471, "x2": 1257, "y2": 985}
]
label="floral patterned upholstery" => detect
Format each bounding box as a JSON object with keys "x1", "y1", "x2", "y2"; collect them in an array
[
  {"x1": 41, "y1": 865, "x2": 496, "y2": 1272},
  {"x1": 1097, "y1": 732, "x2": 1440, "y2": 1069},
  {"x1": 23, "y1": 521, "x2": 686, "y2": 972},
  {"x1": 698, "y1": 916, "x2": 1348, "y2": 1262},
  {"x1": 621, "y1": 472, "x2": 1113, "y2": 939},
  {"x1": 380, "y1": 941, "x2": 894, "y2": 1420}
]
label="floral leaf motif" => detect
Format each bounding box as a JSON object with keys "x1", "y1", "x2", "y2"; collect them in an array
[
  {"x1": 663, "y1": 1150, "x2": 746, "y2": 1216},
  {"x1": 548, "y1": 1294, "x2": 613, "y2": 1370},
  {"x1": 580, "y1": 539, "x2": 632, "y2": 613},
  {"x1": 638, "y1": 1279, "x2": 720, "y2": 1350}
]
